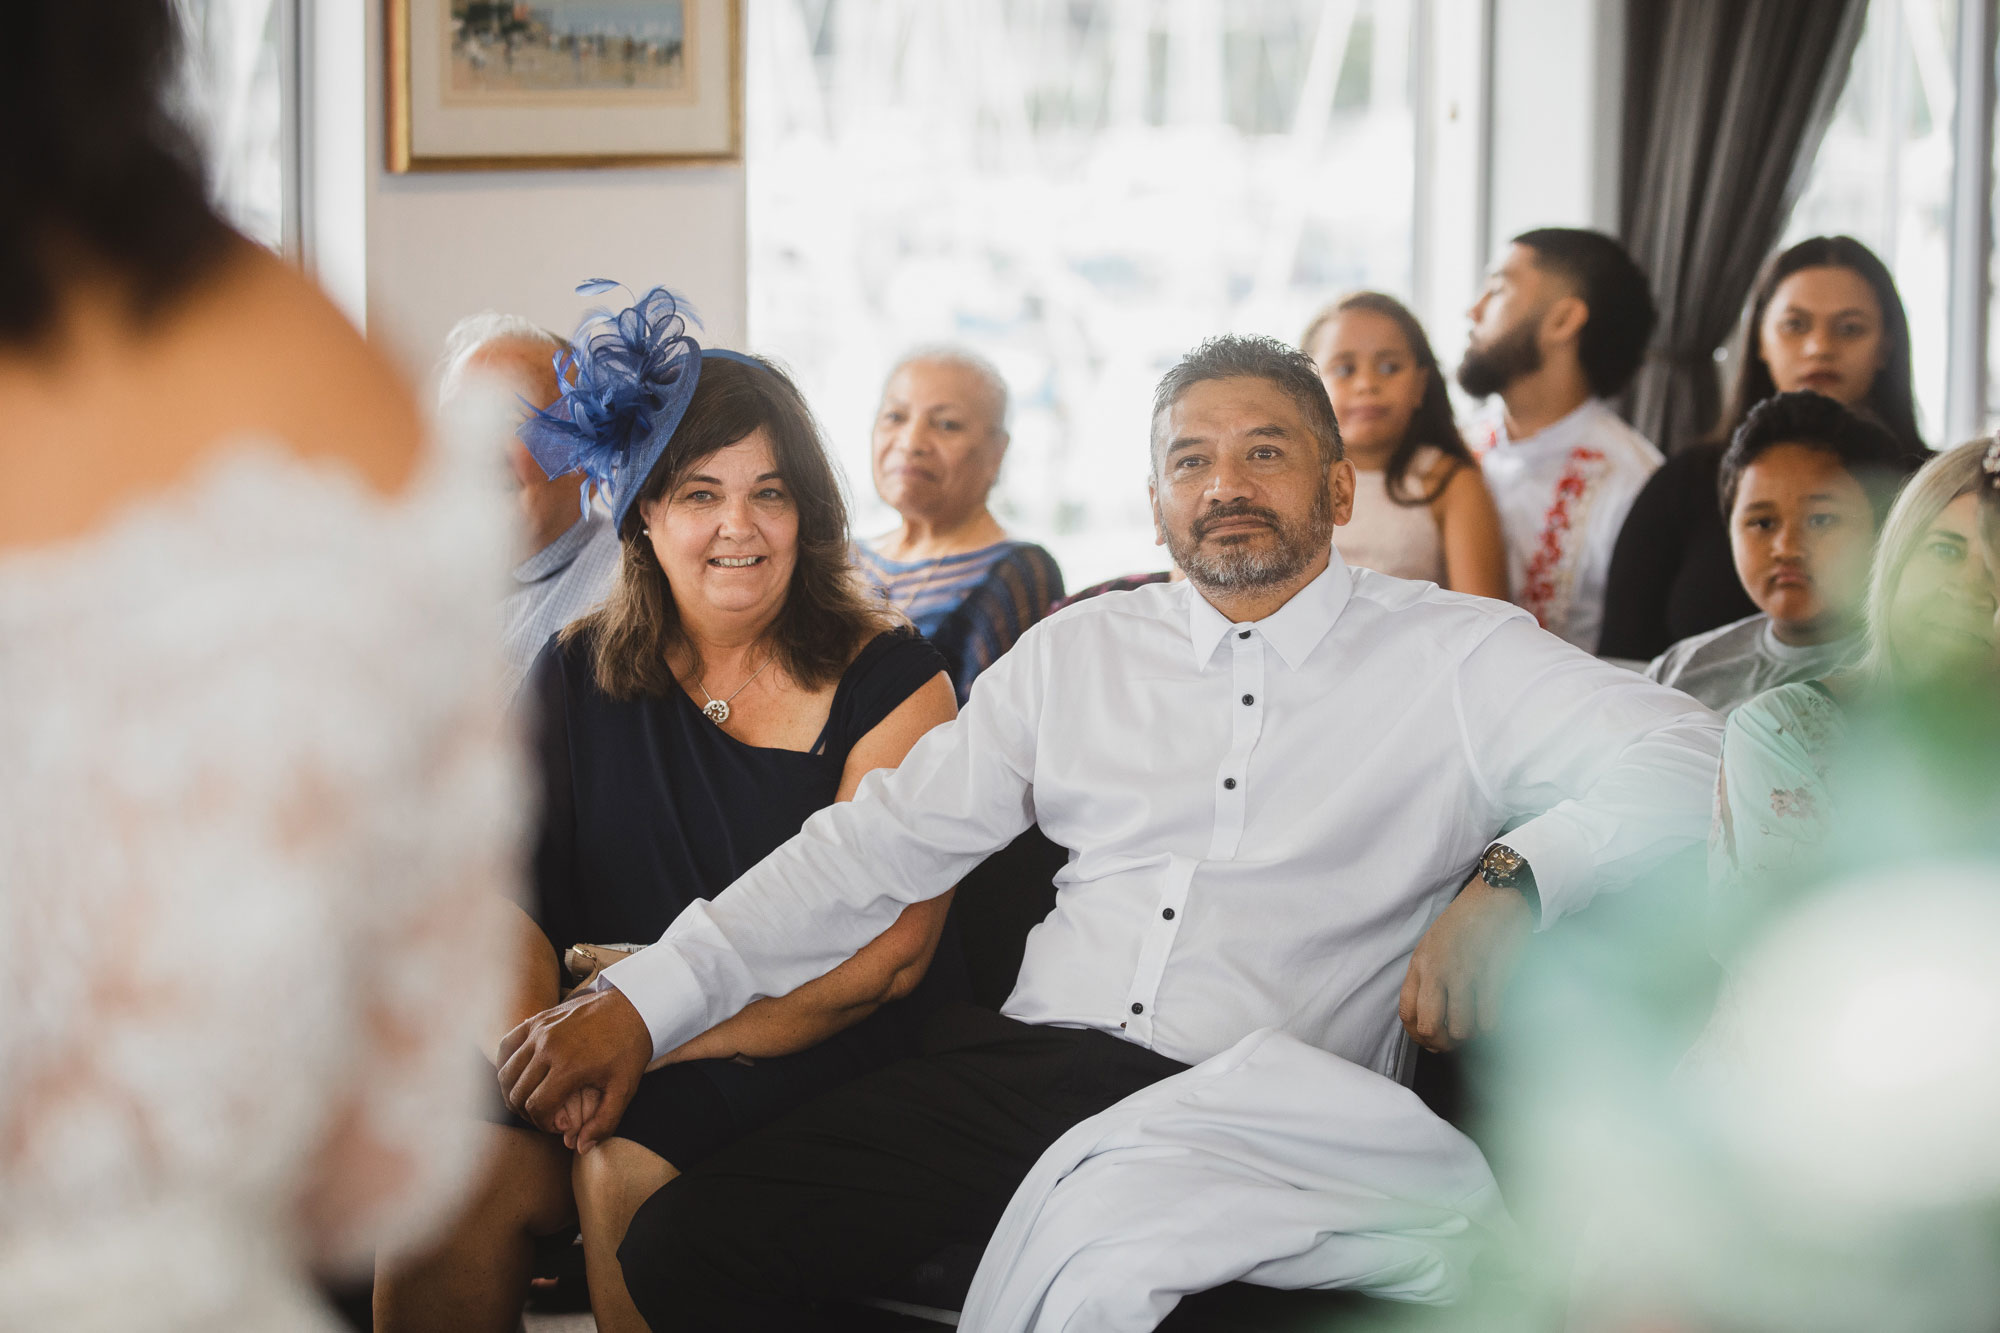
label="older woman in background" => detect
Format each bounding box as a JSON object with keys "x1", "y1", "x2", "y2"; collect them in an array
[{"x1": 853, "y1": 347, "x2": 1063, "y2": 703}]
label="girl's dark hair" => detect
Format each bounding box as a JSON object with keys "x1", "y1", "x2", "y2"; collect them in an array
[
  {"x1": 1300, "y1": 291, "x2": 1474, "y2": 505},
  {"x1": 1718, "y1": 390, "x2": 1918, "y2": 526},
  {"x1": 1712, "y1": 236, "x2": 1923, "y2": 462},
  {"x1": 0, "y1": 1, "x2": 233, "y2": 347},
  {"x1": 566, "y1": 355, "x2": 896, "y2": 699}
]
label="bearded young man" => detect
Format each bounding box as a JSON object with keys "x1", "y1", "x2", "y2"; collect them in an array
[
  {"x1": 497, "y1": 336, "x2": 1720, "y2": 1330},
  {"x1": 1459, "y1": 228, "x2": 1663, "y2": 653}
]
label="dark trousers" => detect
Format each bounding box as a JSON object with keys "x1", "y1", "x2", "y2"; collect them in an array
[{"x1": 617, "y1": 1004, "x2": 1189, "y2": 1331}]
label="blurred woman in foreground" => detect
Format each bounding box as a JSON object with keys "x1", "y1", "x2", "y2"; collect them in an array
[{"x1": 0, "y1": 2, "x2": 516, "y2": 1327}]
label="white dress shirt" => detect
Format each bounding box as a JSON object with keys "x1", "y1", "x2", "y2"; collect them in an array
[
  {"x1": 1476, "y1": 398, "x2": 1662, "y2": 653},
  {"x1": 603, "y1": 553, "x2": 1721, "y2": 1078}
]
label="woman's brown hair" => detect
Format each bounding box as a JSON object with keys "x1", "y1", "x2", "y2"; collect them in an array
[{"x1": 565, "y1": 354, "x2": 894, "y2": 698}]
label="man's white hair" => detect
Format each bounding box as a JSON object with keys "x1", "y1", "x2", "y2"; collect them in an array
[
  {"x1": 885, "y1": 344, "x2": 1011, "y2": 434},
  {"x1": 437, "y1": 311, "x2": 568, "y2": 406}
]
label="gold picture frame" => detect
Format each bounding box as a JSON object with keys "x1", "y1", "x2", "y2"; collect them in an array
[{"x1": 387, "y1": 0, "x2": 742, "y2": 172}]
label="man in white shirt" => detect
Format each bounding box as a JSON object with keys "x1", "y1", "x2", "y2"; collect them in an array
[
  {"x1": 498, "y1": 336, "x2": 1720, "y2": 1330},
  {"x1": 1459, "y1": 228, "x2": 1663, "y2": 653},
  {"x1": 438, "y1": 312, "x2": 620, "y2": 695}
]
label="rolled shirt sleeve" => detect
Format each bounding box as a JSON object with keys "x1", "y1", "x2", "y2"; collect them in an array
[
  {"x1": 1453, "y1": 616, "x2": 1723, "y2": 926},
  {"x1": 602, "y1": 627, "x2": 1047, "y2": 1061}
]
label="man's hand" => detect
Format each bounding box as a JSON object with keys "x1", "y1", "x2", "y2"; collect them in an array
[
  {"x1": 497, "y1": 986, "x2": 651, "y2": 1154},
  {"x1": 1399, "y1": 875, "x2": 1533, "y2": 1052}
]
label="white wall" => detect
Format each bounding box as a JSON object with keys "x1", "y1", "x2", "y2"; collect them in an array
[
  {"x1": 1485, "y1": 0, "x2": 1624, "y2": 255},
  {"x1": 306, "y1": 3, "x2": 747, "y2": 386}
]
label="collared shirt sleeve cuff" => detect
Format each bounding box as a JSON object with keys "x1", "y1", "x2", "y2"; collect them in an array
[
  {"x1": 596, "y1": 946, "x2": 710, "y2": 1062},
  {"x1": 1489, "y1": 817, "x2": 1593, "y2": 930}
]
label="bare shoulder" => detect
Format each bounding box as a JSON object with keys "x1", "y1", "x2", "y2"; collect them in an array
[
  {"x1": 167, "y1": 244, "x2": 425, "y2": 495},
  {"x1": 1423, "y1": 450, "x2": 1483, "y2": 505},
  {"x1": 0, "y1": 241, "x2": 423, "y2": 550}
]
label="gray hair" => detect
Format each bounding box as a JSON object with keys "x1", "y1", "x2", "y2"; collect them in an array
[
  {"x1": 437, "y1": 311, "x2": 568, "y2": 406},
  {"x1": 884, "y1": 344, "x2": 1011, "y2": 434},
  {"x1": 1149, "y1": 334, "x2": 1343, "y2": 477}
]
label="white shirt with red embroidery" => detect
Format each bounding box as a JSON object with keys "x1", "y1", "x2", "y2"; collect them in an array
[{"x1": 1474, "y1": 397, "x2": 1661, "y2": 653}]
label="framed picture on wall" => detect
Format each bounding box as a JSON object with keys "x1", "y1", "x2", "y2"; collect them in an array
[{"x1": 387, "y1": 0, "x2": 741, "y2": 171}]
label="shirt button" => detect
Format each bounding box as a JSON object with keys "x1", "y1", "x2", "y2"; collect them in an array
[
  {"x1": 1223, "y1": 777, "x2": 1236, "y2": 790},
  {"x1": 1130, "y1": 1002, "x2": 1145, "y2": 1014},
  {"x1": 1237, "y1": 630, "x2": 1251, "y2": 640},
  {"x1": 1162, "y1": 907, "x2": 1175, "y2": 920},
  {"x1": 1241, "y1": 694, "x2": 1254, "y2": 706}
]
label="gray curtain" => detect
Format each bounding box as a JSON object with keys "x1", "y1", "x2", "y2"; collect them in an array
[{"x1": 1620, "y1": 0, "x2": 1868, "y2": 451}]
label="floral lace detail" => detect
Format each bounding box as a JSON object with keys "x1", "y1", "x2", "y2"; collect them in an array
[
  {"x1": 0, "y1": 400, "x2": 525, "y2": 1327},
  {"x1": 1769, "y1": 786, "x2": 1819, "y2": 820},
  {"x1": 1518, "y1": 446, "x2": 1607, "y2": 632}
]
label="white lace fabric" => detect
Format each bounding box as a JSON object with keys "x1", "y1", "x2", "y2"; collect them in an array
[{"x1": 0, "y1": 401, "x2": 525, "y2": 1327}]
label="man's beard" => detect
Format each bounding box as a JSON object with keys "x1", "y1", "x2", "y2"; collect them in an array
[
  {"x1": 1455, "y1": 316, "x2": 1543, "y2": 398},
  {"x1": 1163, "y1": 487, "x2": 1336, "y2": 594}
]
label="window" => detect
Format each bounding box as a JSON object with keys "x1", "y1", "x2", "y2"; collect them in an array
[
  {"x1": 173, "y1": 0, "x2": 296, "y2": 253},
  {"x1": 749, "y1": 0, "x2": 1420, "y2": 588}
]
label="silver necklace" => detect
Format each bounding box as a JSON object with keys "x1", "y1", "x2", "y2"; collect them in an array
[{"x1": 696, "y1": 651, "x2": 777, "y2": 726}]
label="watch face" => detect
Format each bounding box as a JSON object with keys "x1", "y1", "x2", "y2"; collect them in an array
[{"x1": 1484, "y1": 846, "x2": 1523, "y2": 882}]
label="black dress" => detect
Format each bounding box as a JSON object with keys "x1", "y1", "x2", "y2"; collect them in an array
[
  {"x1": 523, "y1": 626, "x2": 962, "y2": 1168},
  {"x1": 1595, "y1": 443, "x2": 1757, "y2": 660}
]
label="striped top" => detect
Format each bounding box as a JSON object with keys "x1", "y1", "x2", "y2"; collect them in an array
[{"x1": 853, "y1": 539, "x2": 1064, "y2": 704}]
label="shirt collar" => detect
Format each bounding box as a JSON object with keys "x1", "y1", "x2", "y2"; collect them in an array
[
  {"x1": 514, "y1": 513, "x2": 605, "y2": 585},
  {"x1": 1494, "y1": 397, "x2": 1603, "y2": 454},
  {"x1": 1186, "y1": 548, "x2": 1353, "y2": 671},
  {"x1": 1759, "y1": 617, "x2": 1862, "y2": 666}
]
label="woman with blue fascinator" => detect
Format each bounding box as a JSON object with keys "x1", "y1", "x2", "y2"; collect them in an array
[{"x1": 375, "y1": 286, "x2": 963, "y2": 1333}]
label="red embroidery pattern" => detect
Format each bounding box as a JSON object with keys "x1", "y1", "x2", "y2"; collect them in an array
[{"x1": 1519, "y1": 446, "x2": 1606, "y2": 630}]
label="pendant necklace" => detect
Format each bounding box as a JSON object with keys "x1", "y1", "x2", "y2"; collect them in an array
[{"x1": 697, "y1": 651, "x2": 777, "y2": 726}]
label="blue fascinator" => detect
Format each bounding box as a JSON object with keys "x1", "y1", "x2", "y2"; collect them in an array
[{"x1": 520, "y1": 280, "x2": 759, "y2": 535}]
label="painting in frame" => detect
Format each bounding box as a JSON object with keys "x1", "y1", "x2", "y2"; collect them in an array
[{"x1": 387, "y1": 0, "x2": 740, "y2": 171}]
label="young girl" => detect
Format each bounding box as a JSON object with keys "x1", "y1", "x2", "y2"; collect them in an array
[{"x1": 1302, "y1": 292, "x2": 1509, "y2": 598}]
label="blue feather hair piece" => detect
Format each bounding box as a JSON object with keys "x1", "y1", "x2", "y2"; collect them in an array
[{"x1": 520, "y1": 281, "x2": 707, "y2": 534}]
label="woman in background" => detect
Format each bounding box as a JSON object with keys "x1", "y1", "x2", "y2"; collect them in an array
[
  {"x1": 0, "y1": 2, "x2": 516, "y2": 1327},
  {"x1": 854, "y1": 347, "x2": 1063, "y2": 703},
  {"x1": 1600, "y1": 236, "x2": 1925, "y2": 661},
  {"x1": 1302, "y1": 292, "x2": 1509, "y2": 597}
]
